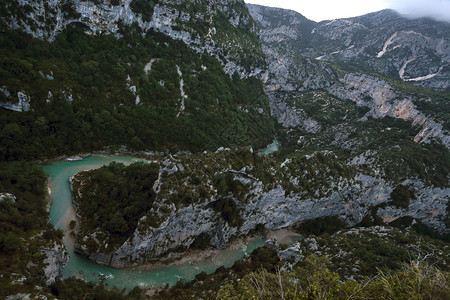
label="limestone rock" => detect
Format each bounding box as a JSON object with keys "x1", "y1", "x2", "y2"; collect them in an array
[
  {"x1": 71, "y1": 150, "x2": 448, "y2": 268},
  {"x1": 4, "y1": 0, "x2": 265, "y2": 78},
  {"x1": 40, "y1": 242, "x2": 68, "y2": 285}
]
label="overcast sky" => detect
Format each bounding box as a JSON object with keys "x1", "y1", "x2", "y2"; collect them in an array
[{"x1": 244, "y1": 0, "x2": 450, "y2": 22}]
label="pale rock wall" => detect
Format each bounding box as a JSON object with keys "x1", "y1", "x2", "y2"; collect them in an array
[
  {"x1": 0, "y1": 88, "x2": 31, "y2": 112},
  {"x1": 377, "y1": 179, "x2": 450, "y2": 231},
  {"x1": 72, "y1": 154, "x2": 448, "y2": 268},
  {"x1": 40, "y1": 242, "x2": 68, "y2": 285},
  {"x1": 329, "y1": 73, "x2": 450, "y2": 147},
  {"x1": 4, "y1": 0, "x2": 264, "y2": 79}
]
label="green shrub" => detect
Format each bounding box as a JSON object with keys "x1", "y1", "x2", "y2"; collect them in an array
[
  {"x1": 390, "y1": 185, "x2": 414, "y2": 208},
  {"x1": 294, "y1": 216, "x2": 346, "y2": 236}
]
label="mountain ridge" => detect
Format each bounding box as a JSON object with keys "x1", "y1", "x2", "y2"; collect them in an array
[
  {"x1": 248, "y1": 3, "x2": 450, "y2": 149},
  {"x1": 0, "y1": 1, "x2": 449, "y2": 298},
  {"x1": 248, "y1": 4, "x2": 450, "y2": 91},
  {"x1": 1, "y1": 0, "x2": 266, "y2": 79}
]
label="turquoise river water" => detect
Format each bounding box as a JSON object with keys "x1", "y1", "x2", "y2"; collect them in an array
[
  {"x1": 44, "y1": 154, "x2": 265, "y2": 290},
  {"x1": 259, "y1": 140, "x2": 279, "y2": 155}
]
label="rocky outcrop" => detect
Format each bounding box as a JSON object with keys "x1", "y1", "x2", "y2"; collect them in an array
[
  {"x1": 40, "y1": 242, "x2": 68, "y2": 285},
  {"x1": 71, "y1": 149, "x2": 448, "y2": 268},
  {"x1": 329, "y1": 73, "x2": 450, "y2": 147},
  {"x1": 0, "y1": 192, "x2": 16, "y2": 203},
  {"x1": 3, "y1": 0, "x2": 265, "y2": 78},
  {"x1": 6, "y1": 294, "x2": 33, "y2": 300},
  {"x1": 248, "y1": 5, "x2": 449, "y2": 90},
  {"x1": 0, "y1": 88, "x2": 30, "y2": 112}
]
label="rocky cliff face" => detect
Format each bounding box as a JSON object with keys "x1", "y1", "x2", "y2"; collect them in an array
[
  {"x1": 312, "y1": 9, "x2": 449, "y2": 90},
  {"x1": 248, "y1": 4, "x2": 450, "y2": 148},
  {"x1": 329, "y1": 73, "x2": 450, "y2": 147},
  {"x1": 71, "y1": 149, "x2": 448, "y2": 268},
  {"x1": 2, "y1": 0, "x2": 265, "y2": 78},
  {"x1": 247, "y1": 4, "x2": 338, "y2": 129},
  {"x1": 40, "y1": 242, "x2": 68, "y2": 285}
]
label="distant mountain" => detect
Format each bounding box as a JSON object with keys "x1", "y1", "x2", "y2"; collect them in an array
[
  {"x1": 248, "y1": 4, "x2": 449, "y2": 148},
  {"x1": 249, "y1": 5, "x2": 450, "y2": 91},
  {"x1": 0, "y1": 1, "x2": 449, "y2": 299}
]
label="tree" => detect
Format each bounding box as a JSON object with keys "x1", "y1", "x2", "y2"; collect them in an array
[{"x1": 108, "y1": 212, "x2": 129, "y2": 234}]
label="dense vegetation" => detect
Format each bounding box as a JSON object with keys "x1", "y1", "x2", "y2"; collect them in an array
[
  {"x1": 151, "y1": 226, "x2": 450, "y2": 299},
  {"x1": 50, "y1": 277, "x2": 145, "y2": 300},
  {"x1": 297, "y1": 227, "x2": 449, "y2": 278},
  {"x1": 130, "y1": 0, "x2": 159, "y2": 22},
  {"x1": 72, "y1": 162, "x2": 159, "y2": 251},
  {"x1": 0, "y1": 162, "x2": 64, "y2": 298},
  {"x1": 274, "y1": 91, "x2": 449, "y2": 187},
  {"x1": 0, "y1": 27, "x2": 274, "y2": 161},
  {"x1": 294, "y1": 216, "x2": 346, "y2": 236},
  {"x1": 217, "y1": 255, "x2": 450, "y2": 300}
]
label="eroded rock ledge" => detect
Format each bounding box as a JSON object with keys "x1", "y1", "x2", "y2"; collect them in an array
[{"x1": 70, "y1": 148, "x2": 448, "y2": 268}]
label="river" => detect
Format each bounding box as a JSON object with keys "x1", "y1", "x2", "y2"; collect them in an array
[
  {"x1": 44, "y1": 154, "x2": 265, "y2": 290},
  {"x1": 259, "y1": 140, "x2": 279, "y2": 155}
]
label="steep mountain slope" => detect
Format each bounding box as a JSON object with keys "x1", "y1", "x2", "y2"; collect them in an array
[
  {"x1": 249, "y1": 5, "x2": 449, "y2": 90},
  {"x1": 310, "y1": 10, "x2": 450, "y2": 91},
  {"x1": 247, "y1": 4, "x2": 449, "y2": 235},
  {"x1": 0, "y1": 0, "x2": 275, "y2": 160},
  {"x1": 0, "y1": 1, "x2": 449, "y2": 298},
  {"x1": 71, "y1": 148, "x2": 448, "y2": 268},
  {"x1": 1, "y1": 0, "x2": 266, "y2": 78},
  {"x1": 248, "y1": 4, "x2": 449, "y2": 150}
]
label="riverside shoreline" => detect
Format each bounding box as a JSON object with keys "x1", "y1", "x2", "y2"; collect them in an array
[
  {"x1": 129, "y1": 228, "x2": 302, "y2": 272},
  {"x1": 38, "y1": 146, "x2": 167, "y2": 166},
  {"x1": 129, "y1": 235, "x2": 258, "y2": 272},
  {"x1": 44, "y1": 152, "x2": 303, "y2": 292}
]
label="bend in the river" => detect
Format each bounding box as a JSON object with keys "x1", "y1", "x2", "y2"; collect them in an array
[{"x1": 44, "y1": 154, "x2": 265, "y2": 290}]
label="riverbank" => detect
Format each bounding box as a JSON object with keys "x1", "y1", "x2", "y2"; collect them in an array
[
  {"x1": 129, "y1": 228, "x2": 302, "y2": 272},
  {"x1": 37, "y1": 146, "x2": 167, "y2": 166},
  {"x1": 130, "y1": 235, "x2": 257, "y2": 272},
  {"x1": 266, "y1": 229, "x2": 303, "y2": 244},
  {"x1": 43, "y1": 153, "x2": 302, "y2": 290},
  {"x1": 62, "y1": 204, "x2": 78, "y2": 247}
]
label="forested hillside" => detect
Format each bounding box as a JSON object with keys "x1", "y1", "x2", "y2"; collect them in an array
[
  {"x1": 0, "y1": 27, "x2": 274, "y2": 160},
  {"x1": 0, "y1": 1, "x2": 449, "y2": 299}
]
